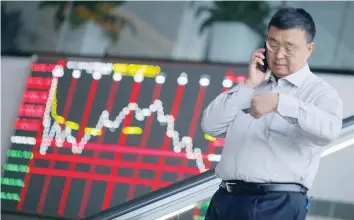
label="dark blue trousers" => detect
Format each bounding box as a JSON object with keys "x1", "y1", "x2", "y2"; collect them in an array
[{"x1": 205, "y1": 187, "x2": 308, "y2": 220}]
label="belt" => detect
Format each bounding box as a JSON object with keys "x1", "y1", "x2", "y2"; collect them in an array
[{"x1": 220, "y1": 180, "x2": 308, "y2": 195}]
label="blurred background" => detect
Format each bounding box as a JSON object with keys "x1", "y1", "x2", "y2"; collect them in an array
[
  {"x1": 2, "y1": 1, "x2": 354, "y2": 68},
  {"x1": 1, "y1": 1, "x2": 354, "y2": 220}
]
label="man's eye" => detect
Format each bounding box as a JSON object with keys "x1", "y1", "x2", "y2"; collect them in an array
[{"x1": 285, "y1": 47, "x2": 294, "y2": 51}]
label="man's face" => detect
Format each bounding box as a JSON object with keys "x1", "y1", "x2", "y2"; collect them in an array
[{"x1": 266, "y1": 26, "x2": 315, "y2": 77}]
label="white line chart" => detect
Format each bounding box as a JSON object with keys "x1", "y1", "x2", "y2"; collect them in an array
[{"x1": 39, "y1": 66, "x2": 209, "y2": 172}]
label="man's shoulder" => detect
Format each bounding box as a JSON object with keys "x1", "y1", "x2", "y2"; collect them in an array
[{"x1": 305, "y1": 72, "x2": 341, "y2": 98}]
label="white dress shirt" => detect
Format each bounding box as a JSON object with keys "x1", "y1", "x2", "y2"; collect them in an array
[{"x1": 201, "y1": 63, "x2": 343, "y2": 189}]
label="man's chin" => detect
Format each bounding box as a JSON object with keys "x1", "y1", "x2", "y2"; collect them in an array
[{"x1": 271, "y1": 66, "x2": 290, "y2": 77}]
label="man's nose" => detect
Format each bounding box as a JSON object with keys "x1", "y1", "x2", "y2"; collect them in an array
[{"x1": 276, "y1": 49, "x2": 285, "y2": 59}]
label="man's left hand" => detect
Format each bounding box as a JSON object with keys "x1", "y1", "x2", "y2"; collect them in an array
[{"x1": 250, "y1": 92, "x2": 279, "y2": 119}]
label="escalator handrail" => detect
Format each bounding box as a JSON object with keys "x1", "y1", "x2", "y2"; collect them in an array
[
  {"x1": 83, "y1": 168, "x2": 216, "y2": 220},
  {"x1": 343, "y1": 115, "x2": 354, "y2": 128},
  {"x1": 83, "y1": 115, "x2": 354, "y2": 220},
  {"x1": 1, "y1": 209, "x2": 74, "y2": 220}
]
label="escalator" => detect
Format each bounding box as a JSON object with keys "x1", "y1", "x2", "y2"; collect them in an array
[{"x1": 81, "y1": 115, "x2": 354, "y2": 220}]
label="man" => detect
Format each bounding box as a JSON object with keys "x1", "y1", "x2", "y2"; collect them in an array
[{"x1": 201, "y1": 7, "x2": 343, "y2": 220}]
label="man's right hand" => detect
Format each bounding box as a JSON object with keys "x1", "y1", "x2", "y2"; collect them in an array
[{"x1": 244, "y1": 48, "x2": 267, "y2": 88}]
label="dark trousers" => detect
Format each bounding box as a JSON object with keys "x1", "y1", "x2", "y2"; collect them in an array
[{"x1": 205, "y1": 187, "x2": 309, "y2": 220}]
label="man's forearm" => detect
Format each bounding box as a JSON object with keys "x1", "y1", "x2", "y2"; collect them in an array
[
  {"x1": 201, "y1": 82, "x2": 255, "y2": 137},
  {"x1": 277, "y1": 93, "x2": 343, "y2": 146}
]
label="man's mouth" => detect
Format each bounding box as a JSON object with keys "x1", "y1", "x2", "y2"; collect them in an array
[{"x1": 275, "y1": 63, "x2": 286, "y2": 67}]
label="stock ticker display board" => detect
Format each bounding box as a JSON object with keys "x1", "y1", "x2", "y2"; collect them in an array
[{"x1": 1, "y1": 55, "x2": 248, "y2": 219}]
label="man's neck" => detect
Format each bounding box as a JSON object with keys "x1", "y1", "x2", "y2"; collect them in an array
[{"x1": 273, "y1": 74, "x2": 280, "y2": 81}]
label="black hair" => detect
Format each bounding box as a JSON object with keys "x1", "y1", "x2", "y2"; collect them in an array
[{"x1": 268, "y1": 7, "x2": 316, "y2": 43}]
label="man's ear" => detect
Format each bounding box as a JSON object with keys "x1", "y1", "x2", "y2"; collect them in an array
[{"x1": 307, "y1": 42, "x2": 315, "y2": 58}]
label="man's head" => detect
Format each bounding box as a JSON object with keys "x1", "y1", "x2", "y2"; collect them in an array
[{"x1": 266, "y1": 7, "x2": 316, "y2": 77}]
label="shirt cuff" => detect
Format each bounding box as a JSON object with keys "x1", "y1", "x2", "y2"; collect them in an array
[{"x1": 277, "y1": 94, "x2": 299, "y2": 119}]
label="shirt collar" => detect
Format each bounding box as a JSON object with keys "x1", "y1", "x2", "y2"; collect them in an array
[{"x1": 268, "y1": 63, "x2": 311, "y2": 87}]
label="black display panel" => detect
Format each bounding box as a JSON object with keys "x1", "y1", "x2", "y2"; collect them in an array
[{"x1": 1, "y1": 55, "x2": 248, "y2": 219}]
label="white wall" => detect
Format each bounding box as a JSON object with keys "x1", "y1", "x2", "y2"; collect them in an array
[
  {"x1": 310, "y1": 132, "x2": 354, "y2": 203},
  {"x1": 1, "y1": 57, "x2": 32, "y2": 167}
]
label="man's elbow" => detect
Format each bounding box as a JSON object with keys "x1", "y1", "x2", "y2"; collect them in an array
[
  {"x1": 201, "y1": 110, "x2": 216, "y2": 135},
  {"x1": 201, "y1": 119, "x2": 217, "y2": 136},
  {"x1": 201, "y1": 118, "x2": 226, "y2": 138},
  {"x1": 317, "y1": 121, "x2": 342, "y2": 146},
  {"x1": 317, "y1": 133, "x2": 339, "y2": 147}
]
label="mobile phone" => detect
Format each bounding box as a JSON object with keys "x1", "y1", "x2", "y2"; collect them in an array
[{"x1": 260, "y1": 42, "x2": 268, "y2": 73}]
